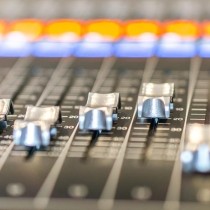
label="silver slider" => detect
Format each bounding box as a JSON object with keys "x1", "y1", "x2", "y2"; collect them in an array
[
  {"x1": 24, "y1": 106, "x2": 61, "y2": 124},
  {"x1": 181, "y1": 124, "x2": 210, "y2": 173},
  {"x1": 0, "y1": 99, "x2": 14, "y2": 130},
  {"x1": 13, "y1": 121, "x2": 51, "y2": 148},
  {"x1": 79, "y1": 92, "x2": 121, "y2": 131},
  {"x1": 138, "y1": 83, "x2": 174, "y2": 119},
  {"x1": 13, "y1": 106, "x2": 62, "y2": 149}
]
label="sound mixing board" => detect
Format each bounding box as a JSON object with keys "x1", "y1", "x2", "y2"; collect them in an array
[{"x1": 0, "y1": 15, "x2": 210, "y2": 210}]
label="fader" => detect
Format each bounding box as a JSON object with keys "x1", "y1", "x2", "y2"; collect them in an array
[
  {"x1": 0, "y1": 99, "x2": 14, "y2": 130},
  {"x1": 181, "y1": 124, "x2": 210, "y2": 173},
  {"x1": 13, "y1": 106, "x2": 62, "y2": 149},
  {"x1": 138, "y1": 83, "x2": 174, "y2": 119},
  {"x1": 79, "y1": 92, "x2": 121, "y2": 131}
]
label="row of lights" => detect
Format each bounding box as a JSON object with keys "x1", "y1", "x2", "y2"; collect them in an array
[{"x1": 0, "y1": 19, "x2": 210, "y2": 57}]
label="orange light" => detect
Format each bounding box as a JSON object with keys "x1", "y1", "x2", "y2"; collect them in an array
[
  {"x1": 0, "y1": 20, "x2": 6, "y2": 36},
  {"x1": 8, "y1": 19, "x2": 43, "y2": 41},
  {"x1": 125, "y1": 20, "x2": 161, "y2": 37},
  {"x1": 46, "y1": 19, "x2": 82, "y2": 41},
  {"x1": 85, "y1": 19, "x2": 122, "y2": 41},
  {"x1": 163, "y1": 20, "x2": 199, "y2": 38},
  {"x1": 202, "y1": 21, "x2": 210, "y2": 37}
]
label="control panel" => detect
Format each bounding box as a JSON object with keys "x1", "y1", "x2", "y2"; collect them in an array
[{"x1": 0, "y1": 19, "x2": 209, "y2": 210}]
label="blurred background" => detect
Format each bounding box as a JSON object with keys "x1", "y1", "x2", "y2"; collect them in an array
[{"x1": 0, "y1": 0, "x2": 209, "y2": 20}]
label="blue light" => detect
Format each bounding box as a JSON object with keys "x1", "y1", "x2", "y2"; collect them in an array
[
  {"x1": 0, "y1": 41, "x2": 31, "y2": 57},
  {"x1": 0, "y1": 39, "x2": 205, "y2": 58},
  {"x1": 156, "y1": 41, "x2": 197, "y2": 57},
  {"x1": 74, "y1": 42, "x2": 113, "y2": 57},
  {"x1": 32, "y1": 41, "x2": 75, "y2": 57},
  {"x1": 114, "y1": 41, "x2": 156, "y2": 57},
  {"x1": 194, "y1": 144, "x2": 210, "y2": 173},
  {"x1": 198, "y1": 40, "x2": 210, "y2": 57},
  {"x1": 181, "y1": 151, "x2": 194, "y2": 173}
]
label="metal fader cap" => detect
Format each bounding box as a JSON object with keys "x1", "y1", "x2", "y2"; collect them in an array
[
  {"x1": 0, "y1": 99, "x2": 14, "y2": 130},
  {"x1": 138, "y1": 83, "x2": 174, "y2": 119},
  {"x1": 181, "y1": 124, "x2": 210, "y2": 173},
  {"x1": 79, "y1": 92, "x2": 121, "y2": 131},
  {"x1": 13, "y1": 120, "x2": 51, "y2": 149},
  {"x1": 13, "y1": 106, "x2": 62, "y2": 149},
  {"x1": 24, "y1": 106, "x2": 62, "y2": 124}
]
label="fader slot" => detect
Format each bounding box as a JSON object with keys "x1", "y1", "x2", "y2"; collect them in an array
[
  {"x1": 180, "y1": 59, "x2": 210, "y2": 203},
  {"x1": 116, "y1": 58, "x2": 188, "y2": 201},
  {"x1": 0, "y1": 58, "x2": 105, "y2": 198},
  {"x1": 51, "y1": 58, "x2": 146, "y2": 199}
]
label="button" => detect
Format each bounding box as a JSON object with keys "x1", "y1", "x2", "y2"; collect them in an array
[
  {"x1": 33, "y1": 19, "x2": 82, "y2": 57},
  {"x1": 79, "y1": 92, "x2": 120, "y2": 131},
  {"x1": 8, "y1": 19, "x2": 43, "y2": 41},
  {"x1": 202, "y1": 21, "x2": 210, "y2": 37},
  {"x1": 0, "y1": 20, "x2": 6, "y2": 39},
  {"x1": 163, "y1": 20, "x2": 199, "y2": 38},
  {"x1": 74, "y1": 20, "x2": 122, "y2": 57},
  {"x1": 131, "y1": 186, "x2": 152, "y2": 200},
  {"x1": 0, "y1": 19, "x2": 43, "y2": 57},
  {"x1": 0, "y1": 99, "x2": 14, "y2": 130},
  {"x1": 68, "y1": 184, "x2": 88, "y2": 198},
  {"x1": 45, "y1": 19, "x2": 82, "y2": 41},
  {"x1": 181, "y1": 124, "x2": 210, "y2": 173},
  {"x1": 198, "y1": 21, "x2": 210, "y2": 57},
  {"x1": 114, "y1": 20, "x2": 160, "y2": 57},
  {"x1": 125, "y1": 20, "x2": 161, "y2": 38},
  {"x1": 13, "y1": 106, "x2": 61, "y2": 149},
  {"x1": 138, "y1": 83, "x2": 174, "y2": 119},
  {"x1": 85, "y1": 20, "x2": 122, "y2": 41},
  {"x1": 6, "y1": 183, "x2": 25, "y2": 197},
  {"x1": 157, "y1": 20, "x2": 199, "y2": 57}
]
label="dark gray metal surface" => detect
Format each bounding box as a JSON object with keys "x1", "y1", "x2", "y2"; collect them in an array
[{"x1": 0, "y1": 56, "x2": 208, "y2": 210}]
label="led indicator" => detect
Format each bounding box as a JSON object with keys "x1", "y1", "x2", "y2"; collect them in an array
[
  {"x1": 8, "y1": 19, "x2": 43, "y2": 41},
  {"x1": 45, "y1": 19, "x2": 82, "y2": 41},
  {"x1": 85, "y1": 20, "x2": 122, "y2": 41}
]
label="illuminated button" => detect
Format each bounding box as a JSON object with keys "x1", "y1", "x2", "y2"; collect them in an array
[
  {"x1": 157, "y1": 20, "x2": 199, "y2": 57},
  {"x1": 163, "y1": 20, "x2": 199, "y2": 38},
  {"x1": 202, "y1": 21, "x2": 210, "y2": 37},
  {"x1": 45, "y1": 19, "x2": 82, "y2": 41},
  {"x1": 33, "y1": 19, "x2": 82, "y2": 57},
  {"x1": 33, "y1": 42, "x2": 75, "y2": 57},
  {"x1": 0, "y1": 99, "x2": 14, "y2": 130},
  {"x1": 198, "y1": 21, "x2": 210, "y2": 57},
  {"x1": 138, "y1": 83, "x2": 174, "y2": 119},
  {"x1": 115, "y1": 20, "x2": 160, "y2": 57},
  {"x1": 0, "y1": 20, "x2": 6, "y2": 39},
  {"x1": 84, "y1": 20, "x2": 122, "y2": 41},
  {"x1": 79, "y1": 92, "x2": 120, "y2": 131},
  {"x1": 75, "y1": 20, "x2": 122, "y2": 57},
  {"x1": 0, "y1": 19, "x2": 43, "y2": 57},
  {"x1": 13, "y1": 106, "x2": 62, "y2": 149},
  {"x1": 181, "y1": 124, "x2": 210, "y2": 173},
  {"x1": 125, "y1": 20, "x2": 161, "y2": 39},
  {"x1": 8, "y1": 19, "x2": 43, "y2": 41}
]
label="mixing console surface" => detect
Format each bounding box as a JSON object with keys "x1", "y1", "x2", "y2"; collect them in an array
[
  {"x1": 0, "y1": 56, "x2": 206, "y2": 210},
  {"x1": 0, "y1": 19, "x2": 210, "y2": 210}
]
